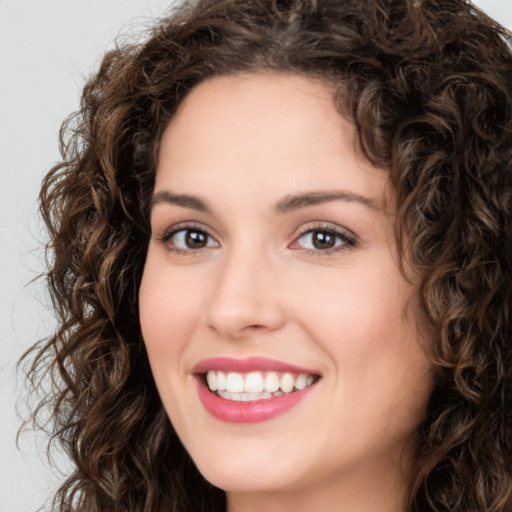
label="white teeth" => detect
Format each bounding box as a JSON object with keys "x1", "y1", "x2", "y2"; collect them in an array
[
  {"x1": 217, "y1": 390, "x2": 273, "y2": 401},
  {"x1": 205, "y1": 370, "x2": 317, "y2": 399},
  {"x1": 206, "y1": 371, "x2": 218, "y2": 391},
  {"x1": 264, "y1": 372, "x2": 280, "y2": 392},
  {"x1": 280, "y1": 372, "x2": 295, "y2": 393},
  {"x1": 243, "y1": 392, "x2": 260, "y2": 401},
  {"x1": 226, "y1": 372, "x2": 244, "y2": 393},
  {"x1": 244, "y1": 372, "x2": 264, "y2": 393},
  {"x1": 216, "y1": 371, "x2": 226, "y2": 391},
  {"x1": 295, "y1": 373, "x2": 307, "y2": 390}
]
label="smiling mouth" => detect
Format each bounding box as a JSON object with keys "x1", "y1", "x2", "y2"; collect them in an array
[{"x1": 203, "y1": 370, "x2": 320, "y2": 402}]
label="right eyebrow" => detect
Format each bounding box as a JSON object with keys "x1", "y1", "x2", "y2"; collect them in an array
[
  {"x1": 150, "y1": 190, "x2": 211, "y2": 213},
  {"x1": 274, "y1": 190, "x2": 381, "y2": 214}
]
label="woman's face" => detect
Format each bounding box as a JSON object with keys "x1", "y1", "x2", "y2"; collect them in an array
[{"x1": 140, "y1": 73, "x2": 434, "y2": 507}]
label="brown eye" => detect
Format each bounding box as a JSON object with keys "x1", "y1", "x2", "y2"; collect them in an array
[
  {"x1": 185, "y1": 230, "x2": 209, "y2": 248},
  {"x1": 311, "y1": 231, "x2": 336, "y2": 249},
  {"x1": 293, "y1": 228, "x2": 355, "y2": 253},
  {"x1": 164, "y1": 228, "x2": 218, "y2": 250}
]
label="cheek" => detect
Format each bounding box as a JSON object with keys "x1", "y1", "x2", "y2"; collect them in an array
[
  {"x1": 139, "y1": 257, "x2": 199, "y2": 362},
  {"x1": 288, "y1": 257, "x2": 413, "y2": 346},
  {"x1": 138, "y1": 258, "x2": 206, "y2": 425},
  {"x1": 286, "y1": 255, "x2": 432, "y2": 398}
]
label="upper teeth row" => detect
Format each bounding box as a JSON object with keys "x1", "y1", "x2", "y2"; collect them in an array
[{"x1": 206, "y1": 371, "x2": 314, "y2": 394}]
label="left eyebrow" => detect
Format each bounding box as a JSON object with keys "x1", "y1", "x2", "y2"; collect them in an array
[
  {"x1": 274, "y1": 190, "x2": 380, "y2": 214},
  {"x1": 150, "y1": 190, "x2": 211, "y2": 212}
]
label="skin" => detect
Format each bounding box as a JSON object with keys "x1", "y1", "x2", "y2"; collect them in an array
[{"x1": 139, "y1": 72, "x2": 434, "y2": 512}]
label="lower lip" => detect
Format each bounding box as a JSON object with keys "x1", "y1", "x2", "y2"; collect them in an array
[{"x1": 196, "y1": 378, "x2": 318, "y2": 423}]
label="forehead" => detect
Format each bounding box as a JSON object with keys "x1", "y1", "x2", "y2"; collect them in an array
[{"x1": 156, "y1": 72, "x2": 390, "y2": 211}]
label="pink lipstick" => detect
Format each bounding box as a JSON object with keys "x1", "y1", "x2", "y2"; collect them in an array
[{"x1": 193, "y1": 357, "x2": 320, "y2": 423}]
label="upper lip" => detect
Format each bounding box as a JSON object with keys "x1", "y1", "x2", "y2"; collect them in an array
[{"x1": 192, "y1": 356, "x2": 319, "y2": 375}]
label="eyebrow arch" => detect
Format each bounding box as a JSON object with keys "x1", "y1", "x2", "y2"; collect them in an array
[
  {"x1": 150, "y1": 191, "x2": 211, "y2": 212},
  {"x1": 274, "y1": 190, "x2": 380, "y2": 214}
]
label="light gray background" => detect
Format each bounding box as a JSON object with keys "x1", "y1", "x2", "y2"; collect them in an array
[{"x1": 1, "y1": 1, "x2": 511, "y2": 511}]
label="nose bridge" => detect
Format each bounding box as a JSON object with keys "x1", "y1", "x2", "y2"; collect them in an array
[{"x1": 204, "y1": 242, "x2": 285, "y2": 339}]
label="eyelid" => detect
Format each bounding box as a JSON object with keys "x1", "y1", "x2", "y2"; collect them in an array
[
  {"x1": 289, "y1": 222, "x2": 357, "y2": 253},
  {"x1": 154, "y1": 220, "x2": 356, "y2": 255},
  {"x1": 155, "y1": 221, "x2": 219, "y2": 251}
]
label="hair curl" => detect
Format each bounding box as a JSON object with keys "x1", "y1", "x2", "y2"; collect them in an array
[{"x1": 24, "y1": 0, "x2": 512, "y2": 510}]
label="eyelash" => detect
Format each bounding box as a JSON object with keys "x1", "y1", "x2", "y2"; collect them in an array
[
  {"x1": 156, "y1": 222, "x2": 216, "y2": 255},
  {"x1": 156, "y1": 222, "x2": 356, "y2": 256},
  {"x1": 292, "y1": 224, "x2": 356, "y2": 255}
]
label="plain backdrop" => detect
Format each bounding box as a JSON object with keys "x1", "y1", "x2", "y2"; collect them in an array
[{"x1": 1, "y1": 1, "x2": 511, "y2": 511}]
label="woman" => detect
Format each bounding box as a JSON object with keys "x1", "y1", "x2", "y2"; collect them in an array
[{"x1": 26, "y1": 0, "x2": 512, "y2": 510}]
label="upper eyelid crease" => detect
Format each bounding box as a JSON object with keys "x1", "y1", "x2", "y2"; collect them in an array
[
  {"x1": 158, "y1": 223, "x2": 213, "y2": 241},
  {"x1": 294, "y1": 226, "x2": 356, "y2": 244}
]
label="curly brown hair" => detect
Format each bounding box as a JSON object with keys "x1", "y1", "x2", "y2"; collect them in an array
[{"x1": 24, "y1": 0, "x2": 512, "y2": 510}]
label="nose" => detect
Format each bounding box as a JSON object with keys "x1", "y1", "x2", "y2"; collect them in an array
[{"x1": 204, "y1": 248, "x2": 287, "y2": 340}]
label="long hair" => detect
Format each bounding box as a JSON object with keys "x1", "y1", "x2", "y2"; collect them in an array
[{"x1": 24, "y1": 0, "x2": 512, "y2": 510}]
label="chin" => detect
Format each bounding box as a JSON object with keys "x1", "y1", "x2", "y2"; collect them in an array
[
  {"x1": 204, "y1": 468, "x2": 295, "y2": 495},
  {"x1": 189, "y1": 444, "x2": 303, "y2": 493}
]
